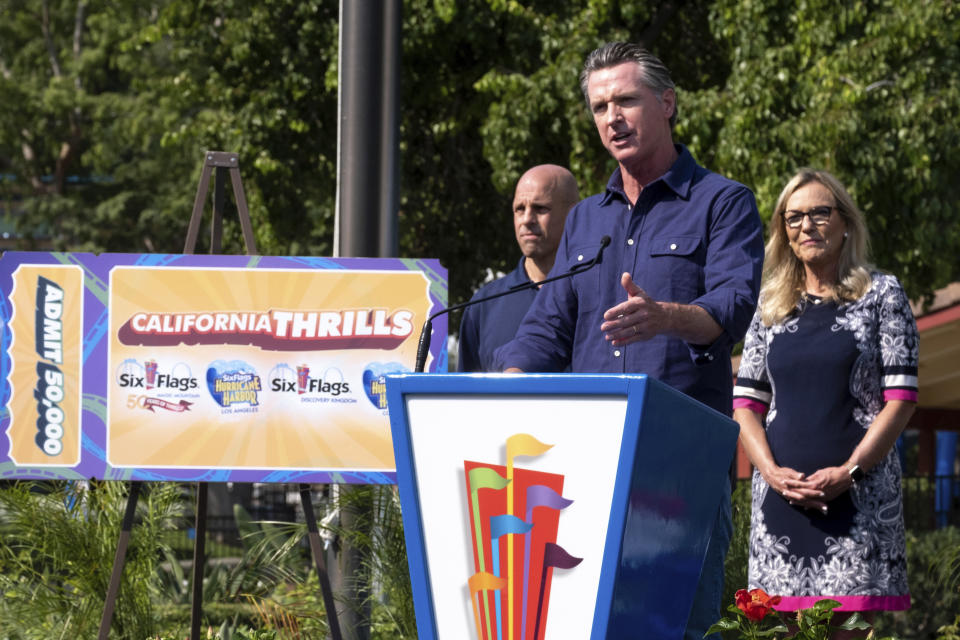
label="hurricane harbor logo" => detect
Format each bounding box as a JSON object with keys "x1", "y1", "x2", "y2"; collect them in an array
[
  {"x1": 206, "y1": 360, "x2": 262, "y2": 413},
  {"x1": 464, "y1": 434, "x2": 581, "y2": 640},
  {"x1": 116, "y1": 358, "x2": 198, "y2": 413},
  {"x1": 360, "y1": 361, "x2": 409, "y2": 412},
  {"x1": 267, "y1": 363, "x2": 356, "y2": 404}
]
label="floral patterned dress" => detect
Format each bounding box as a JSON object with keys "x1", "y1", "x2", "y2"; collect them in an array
[{"x1": 733, "y1": 272, "x2": 918, "y2": 611}]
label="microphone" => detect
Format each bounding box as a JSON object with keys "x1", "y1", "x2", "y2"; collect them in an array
[{"x1": 414, "y1": 235, "x2": 611, "y2": 372}]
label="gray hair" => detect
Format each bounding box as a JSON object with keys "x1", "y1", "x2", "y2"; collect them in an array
[{"x1": 579, "y1": 42, "x2": 677, "y2": 128}]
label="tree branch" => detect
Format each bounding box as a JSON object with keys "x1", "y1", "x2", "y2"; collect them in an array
[
  {"x1": 42, "y1": 0, "x2": 62, "y2": 78},
  {"x1": 0, "y1": 42, "x2": 11, "y2": 80},
  {"x1": 20, "y1": 130, "x2": 45, "y2": 191},
  {"x1": 73, "y1": 1, "x2": 86, "y2": 90}
]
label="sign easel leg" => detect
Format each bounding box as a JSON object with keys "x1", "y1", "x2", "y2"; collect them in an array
[
  {"x1": 184, "y1": 151, "x2": 258, "y2": 256},
  {"x1": 190, "y1": 482, "x2": 209, "y2": 638},
  {"x1": 300, "y1": 484, "x2": 344, "y2": 640},
  {"x1": 97, "y1": 481, "x2": 142, "y2": 640}
]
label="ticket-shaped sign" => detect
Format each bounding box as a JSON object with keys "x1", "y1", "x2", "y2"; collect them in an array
[
  {"x1": 0, "y1": 252, "x2": 447, "y2": 483},
  {"x1": 6, "y1": 264, "x2": 85, "y2": 467}
]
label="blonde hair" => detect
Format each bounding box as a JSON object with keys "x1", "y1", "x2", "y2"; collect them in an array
[{"x1": 760, "y1": 169, "x2": 873, "y2": 325}]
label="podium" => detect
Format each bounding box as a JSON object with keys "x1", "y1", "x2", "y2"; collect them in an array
[{"x1": 385, "y1": 373, "x2": 739, "y2": 640}]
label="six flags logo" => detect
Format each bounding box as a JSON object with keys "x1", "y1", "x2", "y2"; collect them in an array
[{"x1": 464, "y1": 434, "x2": 581, "y2": 640}]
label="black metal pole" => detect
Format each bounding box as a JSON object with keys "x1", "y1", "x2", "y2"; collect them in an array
[
  {"x1": 340, "y1": 0, "x2": 385, "y2": 259},
  {"x1": 378, "y1": 0, "x2": 401, "y2": 259},
  {"x1": 337, "y1": 5, "x2": 402, "y2": 638}
]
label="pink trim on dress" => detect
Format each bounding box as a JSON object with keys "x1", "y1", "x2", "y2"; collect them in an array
[
  {"x1": 773, "y1": 594, "x2": 911, "y2": 612},
  {"x1": 884, "y1": 389, "x2": 918, "y2": 403},
  {"x1": 733, "y1": 398, "x2": 768, "y2": 414}
]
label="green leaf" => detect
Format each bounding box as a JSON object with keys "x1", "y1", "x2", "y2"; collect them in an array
[
  {"x1": 705, "y1": 618, "x2": 743, "y2": 634},
  {"x1": 836, "y1": 612, "x2": 872, "y2": 631},
  {"x1": 756, "y1": 623, "x2": 789, "y2": 636},
  {"x1": 808, "y1": 598, "x2": 842, "y2": 614}
]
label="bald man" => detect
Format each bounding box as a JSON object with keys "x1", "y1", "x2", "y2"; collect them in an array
[{"x1": 457, "y1": 164, "x2": 580, "y2": 372}]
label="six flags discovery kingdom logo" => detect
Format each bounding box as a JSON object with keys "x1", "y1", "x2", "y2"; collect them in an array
[{"x1": 464, "y1": 433, "x2": 582, "y2": 640}]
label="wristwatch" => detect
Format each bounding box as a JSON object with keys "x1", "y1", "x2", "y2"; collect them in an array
[{"x1": 848, "y1": 464, "x2": 865, "y2": 484}]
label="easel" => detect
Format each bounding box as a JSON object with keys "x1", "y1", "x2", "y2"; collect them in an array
[{"x1": 98, "y1": 151, "x2": 343, "y2": 640}]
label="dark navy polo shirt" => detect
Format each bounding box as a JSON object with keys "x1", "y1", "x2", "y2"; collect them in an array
[{"x1": 457, "y1": 257, "x2": 537, "y2": 372}]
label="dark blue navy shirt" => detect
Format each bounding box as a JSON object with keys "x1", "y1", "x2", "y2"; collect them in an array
[
  {"x1": 457, "y1": 257, "x2": 538, "y2": 372},
  {"x1": 494, "y1": 145, "x2": 764, "y2": 415}
]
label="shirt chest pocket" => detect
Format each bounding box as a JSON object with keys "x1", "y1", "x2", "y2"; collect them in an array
[
  {"x1": 565, "y1": 242, "x2": 605, "y2": 313},
  {"x1": 646, "y1": 235, "x2": 704, "y2": 302}
]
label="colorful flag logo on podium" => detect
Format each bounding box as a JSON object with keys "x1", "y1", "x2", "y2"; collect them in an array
[{"x1": 464, "y1": 434, "x2": 582, "y2": 640}]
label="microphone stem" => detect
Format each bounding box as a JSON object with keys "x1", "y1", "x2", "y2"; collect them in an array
[{"x1": 414, "y1": 236, "x2": 610, "y2": 372}]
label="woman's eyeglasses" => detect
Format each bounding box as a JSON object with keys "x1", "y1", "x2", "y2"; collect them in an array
[{"x1": 783, "y1": 205, "x2": 834, "y2": 228}]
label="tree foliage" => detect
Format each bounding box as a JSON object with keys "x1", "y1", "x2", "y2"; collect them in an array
[
  {"x1": 0, "y1": 481, "x2": 183, "y2": 638},
  {"x1": 682, "y1": 0, "x2": 960, "y2": 302},
  {"x1": 0, "y1": 0, "x2": 340, "y2": 256},
  {"x1": 1, "y1": 0, "x2": 957, "y2": 309}
]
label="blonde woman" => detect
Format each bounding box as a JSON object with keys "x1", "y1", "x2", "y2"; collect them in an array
[{"x1": 733, "y1": 169, "x2": 917, "y2": 629}]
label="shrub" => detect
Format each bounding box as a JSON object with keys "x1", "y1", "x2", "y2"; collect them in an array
[{"x1": 875, "y1": 527, "x2": 960, "y2": 640}]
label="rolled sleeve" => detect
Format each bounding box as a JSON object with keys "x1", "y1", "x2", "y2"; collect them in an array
[{"x1": 687, "y1": 186, "x2": 764, "y2": 363}]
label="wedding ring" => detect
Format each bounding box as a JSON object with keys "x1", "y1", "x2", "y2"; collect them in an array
[{"x1": 633, "y1": 324, "x2": 639, "y2": 335}]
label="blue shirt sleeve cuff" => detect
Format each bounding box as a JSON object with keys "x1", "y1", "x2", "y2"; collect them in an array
[
  {"x1": 494, "y1": 341, "x2": 562, "y2": 372},
  {"x1": 687, "y1": 301, "x2": 735, "y2": 365},
  {"x1": 687, "y1": 338, "x2": 730, "y2": 366}
]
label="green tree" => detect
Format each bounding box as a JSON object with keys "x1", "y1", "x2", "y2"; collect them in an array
[
  {"x1": 680, "y1": 0, "x2": 960, "y2": 303},
  {"x1": 2, "y1": 0, "x2": 957, "y2": 310},
  {"x1": 0, "y1": 0, "x2": 196, "y2": 252},
  {"x1": 0, "y1": 0, "x2": 340, "y2": 256},
  {"x1": 398, "y1": 0, "x2": 523, "y2": 313},
  {"x1": 131, "y1": 0, "x2": 341, "y2": 256}
]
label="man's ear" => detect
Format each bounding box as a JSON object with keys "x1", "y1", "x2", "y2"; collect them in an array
[{"x1": 661, "y1": 88, "x2": 676, "y2": 121}]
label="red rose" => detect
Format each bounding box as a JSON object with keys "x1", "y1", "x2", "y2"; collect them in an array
[{"x1": 735, "y1": 588, "x2": 782, "y2": 623}]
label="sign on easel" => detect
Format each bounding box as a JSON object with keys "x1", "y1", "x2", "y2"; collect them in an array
[{"x1": 0, "y1": 252, "x2": 448, "y2": 484}]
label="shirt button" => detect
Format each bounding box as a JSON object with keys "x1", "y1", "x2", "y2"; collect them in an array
[
  {"x1": 670, "y1": 243, "x2": 678, "y2": 251},
  {"x1": 614, "y1": 350, "x2": 621, "y2": 357},
  {"x1": 577, "y1": 254, "x2": 584, "y2": 261},
  {"x1": 627, "y1": 238, "x2": 634, "y2": 246},
  {"x1": 707, "y1": 354, "x2": 714, "y2": 361}
]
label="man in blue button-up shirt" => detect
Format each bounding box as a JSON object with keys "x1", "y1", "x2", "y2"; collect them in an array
[{"x1": 495, "y1": 42, "x2": 764, "y2": 640}]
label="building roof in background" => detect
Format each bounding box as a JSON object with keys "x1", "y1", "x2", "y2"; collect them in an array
[{"x1": 914, "y1": 283, "x2": 960, "y2": 411}]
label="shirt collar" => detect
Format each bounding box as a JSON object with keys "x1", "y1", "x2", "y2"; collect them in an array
[
  {"x1": 515, "y1": 256, "x2": 532, "y2": 283},
  {"x1": 600, "y1": 144, "x2": 696, "y2": 206}
]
